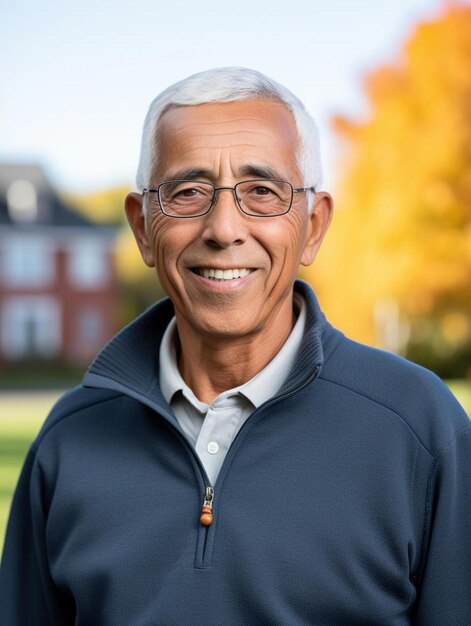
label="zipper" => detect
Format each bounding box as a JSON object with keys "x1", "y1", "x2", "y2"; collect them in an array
[
  {"x1": 194, "y1": 365, "x2": 320, "y2": 567},
  {"x1": 200, "y1": 486, "x2": 214, "y2": 526},
  {"x1": 159, "y1": 422, "x2": 215, "y2": 568},
  {"x1": 195, "y1": 485, "x2": 215, "y2": 569},
  {"x1": 195, "y1": 484, "x2": 214, "y2": 568},
  {"x1": 121, "y1": 365, "x2": 320, "y2": 569}
]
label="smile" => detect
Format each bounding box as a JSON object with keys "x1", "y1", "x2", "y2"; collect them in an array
[{"x1": 192, "y1": 268, "x2": 253, "y2": 280}]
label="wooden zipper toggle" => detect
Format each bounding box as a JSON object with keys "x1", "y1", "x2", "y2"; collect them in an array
[{"x1": 200, "y1": 486, "x2": 214, "y2": 526}]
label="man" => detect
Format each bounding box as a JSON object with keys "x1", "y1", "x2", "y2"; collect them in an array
[{"x1": 1, "y1": 67, "x2": 470, "y2": 625}]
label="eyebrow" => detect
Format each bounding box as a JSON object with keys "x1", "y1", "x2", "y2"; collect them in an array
[
  {"x1": 163, "y1": 168, "x2": 213, "y2": 181},
  {"x1": 237, "y1": 164, "x2": 281, "y2": 180},
  {"x1": 163, "y1": 164, "x2": 282, "y2": 183}
]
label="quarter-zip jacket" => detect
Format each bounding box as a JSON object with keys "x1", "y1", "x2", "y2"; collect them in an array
[{"x1": 1, "y1": 281, "x2": 470, "y2": 625}]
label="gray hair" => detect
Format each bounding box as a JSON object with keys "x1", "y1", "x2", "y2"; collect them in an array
[{"x1": 136, "y1": 67, "x2": 323, "y2": 212}]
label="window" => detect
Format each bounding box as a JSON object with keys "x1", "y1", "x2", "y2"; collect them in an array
[
  {"x1": 1, "y1": 297, "x2": 61, "y2": 359},
  {"x1": 1, "y1": 236, "x2": 55, "y2": 287},
  {"x1": 68, "y1": 239, "x2": 108, "y2": 289}
]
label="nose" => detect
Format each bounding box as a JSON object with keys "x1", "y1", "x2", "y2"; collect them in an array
[{"x1": 201, "y1": 187, "x2": 248, "y2": 248}]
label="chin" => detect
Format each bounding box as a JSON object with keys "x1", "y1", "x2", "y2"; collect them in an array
[{"x1": 193, "y1": 312, "x2": 258, "y2": 339}]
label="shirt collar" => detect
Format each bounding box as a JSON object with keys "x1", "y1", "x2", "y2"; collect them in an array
[
  {"x1": 84, "y1": 281, "x2": 334, "y2": 422},
  {"x1": 159, "y1": 317, "x2": 185, "y2": 406},
  {"x1": 159, "y1": 293, "x2": 307, "y2": 409}
]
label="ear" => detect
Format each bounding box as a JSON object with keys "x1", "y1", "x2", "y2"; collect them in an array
[
  {"x1": 300, "y1": 192, "x2": 334, "y2": 266},
  {"x1": 124, "y1": 192, "x2": 155, "y2": 267}
]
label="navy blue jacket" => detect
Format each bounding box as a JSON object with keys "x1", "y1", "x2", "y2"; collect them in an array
[{"x1": 1, "y1": 281, "x2": 471, "y2": 625}]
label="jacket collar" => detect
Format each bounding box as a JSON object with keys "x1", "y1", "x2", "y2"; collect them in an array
[{"x1": 83, "y1": 280, "x2": 336, "y2": 415}]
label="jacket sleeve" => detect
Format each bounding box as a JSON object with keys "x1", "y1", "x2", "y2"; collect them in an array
[
  {"x1": 0, "y1": 448, "x2": 71, "y2": 625},
  {"x1": 413, "y1": 428, "x2": 471, "y2": 625}
]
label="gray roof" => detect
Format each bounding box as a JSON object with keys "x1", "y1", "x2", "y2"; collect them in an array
[{"x1": 0, "y1": 163, "x2": 99, "y2": 228}]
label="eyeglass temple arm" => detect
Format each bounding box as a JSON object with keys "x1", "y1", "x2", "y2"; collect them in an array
[{"x1": 293, "y1": 186, "x2": 316, "y2": 194}]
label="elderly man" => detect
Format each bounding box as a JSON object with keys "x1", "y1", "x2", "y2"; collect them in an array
[{"x1": 1, "y1": 67, "x2": 470, "y2": 625}]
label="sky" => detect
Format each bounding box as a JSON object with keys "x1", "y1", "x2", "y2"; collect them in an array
[{"x1": 1, "y1": 0, "x2": 452, "y2": 194}]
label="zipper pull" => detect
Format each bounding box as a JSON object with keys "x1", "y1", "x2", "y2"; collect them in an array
[{"x1": 200, "y1": 486, "x2": 214, "y2": 526}]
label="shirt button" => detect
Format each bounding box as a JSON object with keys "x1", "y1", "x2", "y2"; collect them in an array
[{"x1": 207, "y1": 441, "x2": 220, "y2": 454}]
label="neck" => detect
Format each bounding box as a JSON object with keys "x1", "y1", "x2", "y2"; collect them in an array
[{"x1": 176, "y1": 298, "x2": 296, "y2": 404}]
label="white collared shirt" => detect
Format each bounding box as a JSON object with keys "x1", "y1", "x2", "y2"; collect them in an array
[{"x1": 159, "y1": 293, "x2": 306, "y2": 485}]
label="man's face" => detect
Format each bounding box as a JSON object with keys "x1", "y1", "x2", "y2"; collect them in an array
[{"x1": 126, "y1": 99, "x2": 331, "y2": 341}]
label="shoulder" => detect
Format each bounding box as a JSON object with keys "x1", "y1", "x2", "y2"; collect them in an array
[
  {"x1": 31, "y1": 385, "x2": 125, "y2": 452},
  {"x1": 320, "y1": 331, "x2": 470, "y2": 456}
]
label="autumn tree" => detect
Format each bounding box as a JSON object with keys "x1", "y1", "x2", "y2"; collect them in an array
[{"x1": 302, "y1": 2, "x2": 471, "y2": 377}]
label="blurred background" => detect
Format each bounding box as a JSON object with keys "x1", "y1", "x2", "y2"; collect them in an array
[{"x1": 1, "y1": 0, "x2": 470, "y2": 545}]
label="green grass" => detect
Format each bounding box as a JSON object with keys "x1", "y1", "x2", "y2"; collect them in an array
[
  {"x1": 1, "y1": 383, "x2": 470, "y2": 556},
  {"x1": 0, "y1": 391, "x2": 62, "y2": 553}
]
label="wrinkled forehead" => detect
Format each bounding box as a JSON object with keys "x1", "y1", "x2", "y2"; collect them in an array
[
  {"x1": 157, "y1": 99, "x2": 299, "y2": 145},
  {"x1": 153, "y1": 100, "x2": 301, "y2": 179}
]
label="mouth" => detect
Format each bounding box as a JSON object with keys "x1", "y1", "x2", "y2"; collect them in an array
[{"x1": 191, "y1": 268, "x2": 254, "y2": 281}]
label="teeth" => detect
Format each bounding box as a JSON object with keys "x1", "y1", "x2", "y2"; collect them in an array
[{"x1": 196, "y1": 268, "x2": 252, "y2": 280}]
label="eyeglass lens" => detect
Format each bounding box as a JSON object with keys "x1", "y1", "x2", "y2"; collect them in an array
[{"x1": 157, "y1": 180, "x2": 292, "y2": 217}]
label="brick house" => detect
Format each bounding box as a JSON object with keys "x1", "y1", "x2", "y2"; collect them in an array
[{"x1": 0, "y1": 164, "x2": 119, "y2": 369}]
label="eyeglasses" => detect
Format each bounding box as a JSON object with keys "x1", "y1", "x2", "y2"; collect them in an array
[{"x1": 142, "y1": 179, "x2": 315, "y2": 218}]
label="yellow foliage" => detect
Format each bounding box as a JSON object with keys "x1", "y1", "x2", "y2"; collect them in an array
[
  {"x1": 62, "y1": 186, "x2": 132, "y2": 224},
  {"x1": 305, "y1": 3, "x2": 471, "y2": 349}
]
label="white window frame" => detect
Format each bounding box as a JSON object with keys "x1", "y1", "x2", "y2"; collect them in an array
[
  {"x1": 1, "y1": 296, "x2": 61, "y2": 359},
  {"x1": 67, "y1": 238, "x2": 109, "y2": 290},
  {"x1": 1, "y1": 235, "x2": 55, "y2": 288}
]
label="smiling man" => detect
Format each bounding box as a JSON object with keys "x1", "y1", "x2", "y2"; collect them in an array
[
  {"x1": 1, "y1": 68, "x2": 471, "y2": 626},
  {"x1": 125, "y1": 98, "x2": 331, "y2": 406}
]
